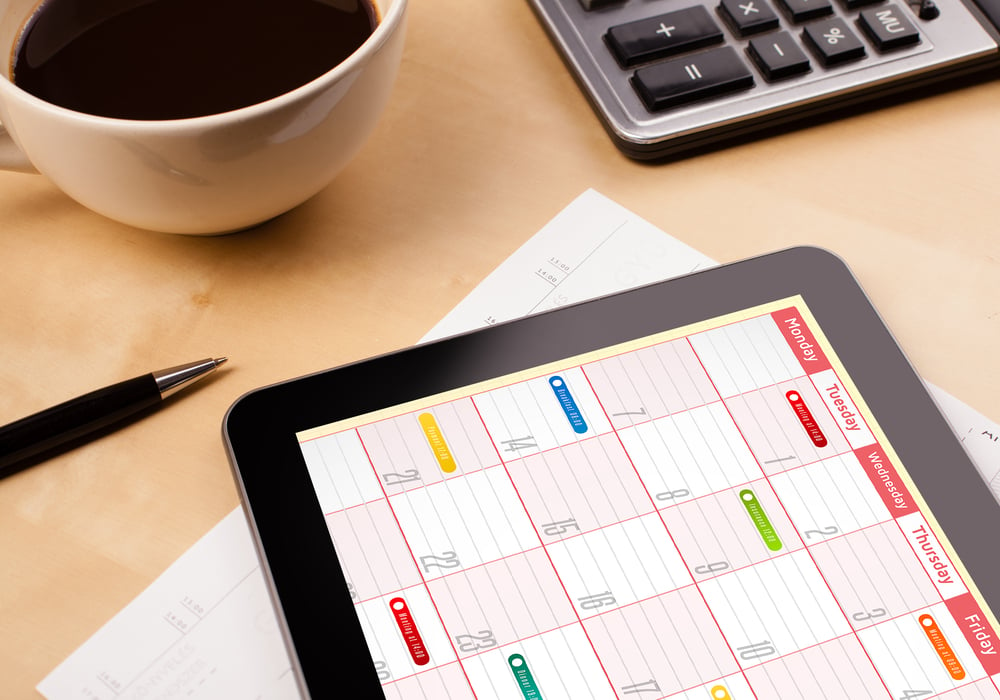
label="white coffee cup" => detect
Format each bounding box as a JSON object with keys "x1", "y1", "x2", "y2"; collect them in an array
[{"x1": 0, "y1": 0, "x2": 407, "y2": 235}]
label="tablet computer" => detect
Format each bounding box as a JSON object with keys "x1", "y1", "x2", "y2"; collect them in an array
[{"x1": 224, "y1": 246, "x2": 1000, "y2": 699}]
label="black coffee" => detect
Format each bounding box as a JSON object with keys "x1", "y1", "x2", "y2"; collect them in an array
[{"x1": 12, "y1": 0, "x2": 379, "y2": 120}]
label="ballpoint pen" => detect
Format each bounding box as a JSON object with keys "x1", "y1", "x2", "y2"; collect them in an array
[{"x1": 0, "y1": 357, "x2": 227, "y2": 478}]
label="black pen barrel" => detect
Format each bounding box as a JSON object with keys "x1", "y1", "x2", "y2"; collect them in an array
[{"x1": 0, "y1": 374, "x2": 160, "y2": 476}]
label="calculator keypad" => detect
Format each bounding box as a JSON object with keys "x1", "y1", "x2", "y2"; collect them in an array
[{"x1": 527, "y1": 0, "x2": 998, "y2": 157}]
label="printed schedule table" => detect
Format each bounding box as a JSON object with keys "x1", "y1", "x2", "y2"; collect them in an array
[{"x1": 296, "y1": 299, "x2": 1000, "y2": 700}]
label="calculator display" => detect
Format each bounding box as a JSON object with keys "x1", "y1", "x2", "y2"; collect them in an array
[{"x1": 296, "y1": 297, "x2": 1000, "y2": 699}]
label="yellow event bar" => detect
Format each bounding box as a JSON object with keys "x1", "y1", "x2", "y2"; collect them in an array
[{"x1": 419, "y1": 413, "x2": 457, "y2": 474}]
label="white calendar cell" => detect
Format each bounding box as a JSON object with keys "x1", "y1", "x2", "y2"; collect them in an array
[
  {"x1": 688, "y1": 315, "x2": 803, "y2": 399},
  {"x1": 545, "y1": 512, "x2": 692, "y2": 617},
  {"x1": 462, "y1": 625, "x2": 618, "y2": 700},
  {"x1": 389, "y1": 468, "x2": 540, "y2": 579},
  {"x1": 768, "y1": 451, "x2": 892, "y2": 542},
  {"x1": 474, "y1": 367, "x2": 612, "y2": 459},
  {"x1": 858, "y1": 603, "x2": 988, "y2": 697},
  {"x1": 620, "y1": 403, "x2": 763, "y2": 503},
  {"x1": 355, "y1": 586, "x2": 457, "y2": 682},
  {"x1": 300, "y1": 430, "x2": 383, "y2": 513},
  {"x1": 699, "y1": 550, "x2": 852, "y2": 667}
]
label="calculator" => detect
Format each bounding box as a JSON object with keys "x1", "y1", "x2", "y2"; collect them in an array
[{"x1": 527, "y1": 0, "x2": 1000, "y2": 158}]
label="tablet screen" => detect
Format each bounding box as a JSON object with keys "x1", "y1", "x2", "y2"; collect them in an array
[{"x1": 293, "y1": 296, "x2": 1000, "y2": 699}]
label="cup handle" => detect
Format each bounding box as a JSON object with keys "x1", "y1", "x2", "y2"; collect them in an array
[{"x1": 0, "y1": 120, "x2": 37, "y2": 173}]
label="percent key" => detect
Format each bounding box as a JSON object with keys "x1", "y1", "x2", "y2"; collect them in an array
[{"x1": 803, "y1": 17, "x2": 867, "y2": 65}]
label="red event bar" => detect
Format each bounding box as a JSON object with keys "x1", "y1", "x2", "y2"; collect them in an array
[
  {"x1": 771, "y1": 308, "x2": 831, "y2": 374},
  {"x1": 389, "y1": 597, "x2": 430, "y2": 666}
]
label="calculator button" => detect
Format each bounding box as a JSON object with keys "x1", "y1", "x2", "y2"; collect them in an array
[
  {"x1": 840, "y1": 0, "x2": 883, "y2": 10},
  {"x1": 803, "y1": 17, "x2": 866, "y2": 64},
  {"x1": 632, "y1": 46, "x2": 754, "y2": 111},
  {"x1": 578, "y1": 0, "x2": 622, "y2": 9},
  {"x1": 748, "y1": 32, "x2": 812, "y2": 79},
  {"x1": 719, "y1": 0, "x2": 781, "y2": 35},
  {"x1": 776, "y1": 0, "x2": 834, "y2": 22},
  {"x1": 606, "y1": 7, "x2": 725, "y2": 67},
  {"x1": 859, "y1": 5, "x2": 921, "y2": 50}
]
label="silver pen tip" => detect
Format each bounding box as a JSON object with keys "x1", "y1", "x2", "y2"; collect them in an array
[{"x1": 215, "y1": 357, "x2": 229, "y2": 367}]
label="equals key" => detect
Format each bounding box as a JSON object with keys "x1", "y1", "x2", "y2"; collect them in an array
[{"x1": 632, "y1": 46, "x2": 754, "y2": 111}]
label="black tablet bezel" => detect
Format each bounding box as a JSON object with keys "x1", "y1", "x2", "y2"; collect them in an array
[{"x1": 223, "y1": 246, "x2": 1000, "y2": 699}]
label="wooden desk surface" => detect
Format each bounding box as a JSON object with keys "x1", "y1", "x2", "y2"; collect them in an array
[{"x1": 2, "y1": 0, "x2": 998, "y2": 695}]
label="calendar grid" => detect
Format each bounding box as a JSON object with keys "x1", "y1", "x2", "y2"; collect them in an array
[
  {"x1": 357, "y1": 427, "x2": 483, "y2": 698},
  {"x1": 301, "y1": 302, "x2": 1000, "y2": 700},
  {"x1": 680, "y1": 335, "x2": 894, "y2": 700},
  {"x1": 469, "y1": 396, "x2": 625, "y2": 699},
  {"x1": 577, "y1": 362, "x2": 761, "y2": 698}
]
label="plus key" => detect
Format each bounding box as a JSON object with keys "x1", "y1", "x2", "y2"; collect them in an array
[{"x1": 606, "y1": 7, "x2": 724, "y2": 66}]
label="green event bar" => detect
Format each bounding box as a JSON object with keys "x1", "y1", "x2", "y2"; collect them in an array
[
  {"x1": 509, "y1": 654, "x2": 544, "y2": 699},
  {"x1": 740, "y1": 489, "x2": 783, "y2": 551}
]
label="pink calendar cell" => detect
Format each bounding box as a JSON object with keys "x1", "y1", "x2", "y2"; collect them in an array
[
  {"x1": 473, "y1": 367, "x2": 612, "y2": 460},
  {"x1": 743, "y1": 635, "x2": 888, "y2": 699},
  {"x1": 381, "y1": 661, "x2": 476, "y2": 699},
  {"x1": 544, "y1": 512, "x2": 692, "y2": 617},
  {"x1": 618, "y1": 402, "x2": 763, "y2": 504},
  {"x1": 724, "y1": 379, "x2": 851, "y2": 477},
  {"x1": 326, "y1": 500, "x2": 422, "y2": 600},
  {"x1": 388, "y1": 467, "x2": 541, "y2": 579},
  {"x1": 688, "y1": 314, "x2": 805, "y2": 399},
  {"x1": 583, "y1": 585, "x2": 740, "y2": 697},
  {"x1": 809, "y1": 521, "x2": 939, "y2": 630},
  {"x1": 582, "y1": 338, "x2": 718, "y2": 430},
  {"x1": 767, "y1": 451, "x2": 892, "y2": 543},
  {"x1": 426, "y1": 549, "x2": 578, "y2": 656},
  {"x1": 357, "y1": 398, "x2": 502, "y2": 495},
  {"x1": 699, "y1": 550, "x2": 853, "y2": 667},
  {"x1": 660, "y1": 479, "x2": 803, "y2": 582},
  {"x1": 504, "y1": 434, "x2": 654, "y2": 541},
  {"x1": 461, "y1": 625, "x2": 619, "y2": 700}
]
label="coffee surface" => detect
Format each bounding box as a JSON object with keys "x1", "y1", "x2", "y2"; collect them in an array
[{"x1": 12, "y1": 0, "x2": 378, "y2": 120}]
